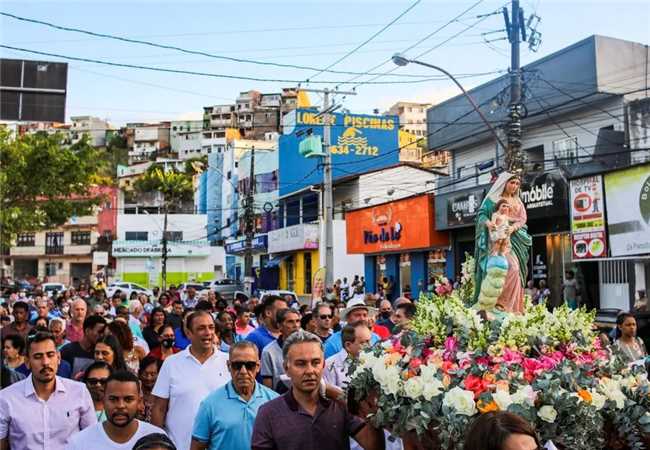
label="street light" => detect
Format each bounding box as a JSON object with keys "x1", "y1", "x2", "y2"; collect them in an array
[{"x1": 392, "y1": 53, "x2": 507, "y2": 151}]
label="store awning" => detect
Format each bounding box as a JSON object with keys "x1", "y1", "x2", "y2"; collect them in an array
[{"x1": 265, "y1": 255, "x2": 290, "y2": 268}]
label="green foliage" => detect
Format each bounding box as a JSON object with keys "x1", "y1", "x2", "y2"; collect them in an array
[
  {"x1": 133, "y1": 164, "x2": 193, "y2": 207},
  {"x1": 0, "y1": 129, "x2": 103, "y2": 246}
]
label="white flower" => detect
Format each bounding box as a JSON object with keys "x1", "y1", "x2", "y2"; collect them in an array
[
  {"x1": 599, "y1": 378, "x2": 626, "y2": 409},
  {"x1": 375, "y1": 365, "x2": 402, "y2": 396},
  {"x1": 590, "y1": 391, "x2": 607, "y2": 410},
  {"x1": 511, "y1": 385, "x2": 536, "y2": 407},
  {"x1": 403, "y1": 376, "x2": 425, "y2": 400},
  {"x1": 443, "y1": 386, "x2": 477, "y2": 416},
  {"x1": 493, "y1": 390, "x2": 513, "y2": 411},
  {"x1": 422, "y1": 377, "x2": 445, "y2": 401},
  {"x1": 538, "y1": 405, "x2": 558, "y2": 423}
]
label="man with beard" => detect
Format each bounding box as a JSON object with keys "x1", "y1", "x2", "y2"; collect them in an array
[
  {"x1": 0, "y1": 332, "x2": 96, "y2": 449},
  {"x1": 151, "y1": 310, "x2": 230, "y2": 450},
  {"x1": 65, "y1": 370, "x2": 166, "y2": 450}
]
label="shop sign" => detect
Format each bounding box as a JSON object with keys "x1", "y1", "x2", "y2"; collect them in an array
[
  {"x1": 225, "y1": 235, "x2": 268, "y2": 254},
  {"x1": 92, "y1": 251, "x2": 109, "y2": 266},
  {"x1": 346, "y1": 195, "x2": 449, "y2": 254},
  {"x1": 268, "y1": 223, "x2": 319, "y2": 253},
  {"x1": 521, "y1": 172, "x2": 568, "y2": 219},
  {"x1": 569, "y1": 176, "x2": 607, "y2": 259},
  {"x1": 446, "y1": 188, "x2": 485, "y2": 227},
  {"x1": 111, "y1": 240, "x2": 211, "y2": 257},
  {"x1": 604, "y1": 164, "x2": 650, "y2": 257}
]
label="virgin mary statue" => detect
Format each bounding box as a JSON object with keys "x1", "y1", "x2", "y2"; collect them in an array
[{"x1": 473, "y1": 172, "x2": 532, "y2": 314}]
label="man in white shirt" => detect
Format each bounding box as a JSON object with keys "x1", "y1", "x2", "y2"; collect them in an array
[
  {"x1": 66, "y1": 370, "x2": 165, "y2": 450},
  {"x1": 323, "y1": 322, "x2": 371, "y2": 389},
  {"x1": 151, "y1": 310, "x2": 230, "y2": 450},
  {"x1": 0, "y1": 332, "x2": 96, "y2": 450}
]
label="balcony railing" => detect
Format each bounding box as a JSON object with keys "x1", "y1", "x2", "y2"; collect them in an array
[{"x1": 45, "y1": 245, "x2": 64, "y2": 255}]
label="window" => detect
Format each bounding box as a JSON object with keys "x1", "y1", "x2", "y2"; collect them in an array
[
  {"x1": 125, "y1": 231, "x2": 148, "y2": 241},
  {"x1": 16, "y1": 233, "x2": 35, "y2": 247},
  {"x1": 45, "y1": 262, "x2": 57, "y2": 276},
  {"x1": 163, "y1": 231, "x2": 183, "y2": 241},
  {"x1": 45, "y1": 232, "x2": 64, "y2": 255},
  {"x1": 71, "y1": 231, "x2": 91, "y2": 245}
]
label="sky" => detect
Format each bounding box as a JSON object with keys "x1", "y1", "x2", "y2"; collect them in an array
[{"x1": 1, "y1": 0, "x2": 648, "y2": 126}]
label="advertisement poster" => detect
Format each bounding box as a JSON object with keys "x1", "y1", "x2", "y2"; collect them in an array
[
  {"x1": 604, "y1": 164, "x2": 650, "y2": 257},
  {"x1": 569, "y1": 176, "x2": 607, "y2": 259}
]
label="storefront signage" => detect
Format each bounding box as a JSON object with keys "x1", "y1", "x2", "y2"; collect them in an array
[
  {"x1": 279, "y1": 108, "x2": 399, "y2": 196},
  {"x1": 569, "y1": 176, "x2": 607, "y2": 259},
  {"x1": 111, "y1": 240, "x2": 211, "y2": 257},
  {"x1": 446, "y1": 188, "x2": 485, "y2": 227},
  {"x1": 225, "y1": 235, "x2": 268, "y2": 254},
  {"x1": 268, "y1": 223, "x2": 319, "y2": 253},
  {"x1": 92, "y1": 251, "x2": 109, "y2": 266},
  {"x1": 521, "y1": 172, "x2": 568, "y2": 219},
  {"x1": 604, "y1": 164, "x2": 650, "y2": 257},
  {"x1": 346, "y1": 195, "x2": 449, "y2": 254}
]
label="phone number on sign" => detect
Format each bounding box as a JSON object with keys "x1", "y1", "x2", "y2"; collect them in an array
[{"x1": 330, "y1": 145, "x2": 379, "y2": 156}]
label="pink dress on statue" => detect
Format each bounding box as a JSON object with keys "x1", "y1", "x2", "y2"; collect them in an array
[{"x1": 496, "y1": 198, "x2": 527, "y2": 314}]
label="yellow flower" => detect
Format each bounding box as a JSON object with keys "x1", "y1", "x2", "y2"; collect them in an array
[
  {"x1": 578, "y1": 389, "x2": 592, "y2": 403},
  {"x1": 477, "y1": 400, "x2": 499, "y2": 413}
]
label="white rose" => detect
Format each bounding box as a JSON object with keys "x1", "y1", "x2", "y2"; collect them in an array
[
  {"x1": 609, "y1": 389, "x2": 626, "y2": 409},
  {"x1": 422, "y1": 377, "x2": 445, "y2": 401},
  {"x1": 590, "y1": 391, "x2": 607, "y2": 410},
  {"x1": 376, "y1": 365, "x2": 402, "y2": 396},
  {"x1": 404, "y1": 376, "x2": 425, "y2": 400},
  {"x1": 443, "y1": 386, "x2": 477, "y2": 416},
  {"x1": 511, "y1": 385, "x2": 536, "y2": 407},
  {"x1": 493, "y1": 390, "x2": 513, "y2": 411},
  {"x1": 538, "y1": 405, "x2": 558, "y2": 423}
]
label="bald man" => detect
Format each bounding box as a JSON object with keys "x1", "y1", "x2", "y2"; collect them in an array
[{"x1": 66, "y1": 298, "x2": 88, "y2": 342}]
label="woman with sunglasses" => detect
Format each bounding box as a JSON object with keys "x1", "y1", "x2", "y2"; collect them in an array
[{"x1": 82, "y1": 361, "x2": 113, "y2": 422}]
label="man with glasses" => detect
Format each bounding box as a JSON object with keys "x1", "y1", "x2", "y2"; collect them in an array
[
  {"x1": 312, "y1": 303, "x2": 334, "y2": 343},
  {"x1": 82, "y1": 361, "x2": 113, "y2": 422},
  {"x1": 66, "y1": 370, "x2": 166, "y2": 450},
  {"x1": 0, "y1": 332, "x2": 96, "y2": 449},
  {"x1": 190, "y1": 341, "x2": 278, "y2": 450}
]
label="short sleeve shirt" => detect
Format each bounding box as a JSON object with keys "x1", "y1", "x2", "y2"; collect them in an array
[
  {"x1": 192, "y1": 381, "x2": 278, "y2": 450},
  {"x1": 260, "y1": 339, "x2": 285, "y2": 391},
  {"x1": 251, "y1": 389, "x2": 365, "y2": 450},
  {"x1": 65, "y1": 419, "x2": 165, "y2": 450},
  {"x1": 0, "y1": 375, "x2": 97, "y2": 450},
  {"x1": 152, "y1": 346, "x2": 230, "y2": 450}
]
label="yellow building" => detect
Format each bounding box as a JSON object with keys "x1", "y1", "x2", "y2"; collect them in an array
[{"x1": 268, "y1": 224, "x2": 320, "y2": 297}]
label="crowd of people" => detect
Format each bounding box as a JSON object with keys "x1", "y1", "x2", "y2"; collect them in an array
[{"x1": 0, "y1": 279, "x2": 646, "y2": 450}]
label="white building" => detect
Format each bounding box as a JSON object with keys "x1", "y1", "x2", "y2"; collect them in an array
[
  {"x1": 386, "y1": 102, "x2": 432, "y2": 137},
  {"x1": 112, "y1": 213, "x2": 224, "y2": 287},
  {"x1": 70, "y1": 116, "x2": 113, "y2": 147},
  {"x1": 170, "y1": 120, "x2": 203, "y2": 157}
]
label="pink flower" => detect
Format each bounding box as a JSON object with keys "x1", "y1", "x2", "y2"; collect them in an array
[
  {"x1": 502, "y1": 348, "x2": 524, "y2": 365},
  {"x1": 443, "y1": 336, "x2": 458, "y2": 361},
  {"x1": 435, "y1": 283, "x2": 452, "y2": 296},
  {"x1": 522, "y1": 358, "x2": 541, "y2": 382},
  {"x1": 409, "y1": 358, "x2": 423, "y2": 371},
  {"x1": 475, "y1": 356, "x2": 491, "y2": 367}
]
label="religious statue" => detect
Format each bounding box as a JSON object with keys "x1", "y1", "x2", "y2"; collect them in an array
[{"x1": 474, "y1": 172, "x2": 532, "y2": 314}]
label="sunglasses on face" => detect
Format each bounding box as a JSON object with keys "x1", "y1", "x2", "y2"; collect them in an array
[
  {"x1": 230, "y1": 361, "x2": 257, "y2": 372},
  {"x1": 319, "y1": 314, "x2": 333, "y2": 320},
  {"x1": 85, "y1": 377, "x2": 108, "y2": 385}
]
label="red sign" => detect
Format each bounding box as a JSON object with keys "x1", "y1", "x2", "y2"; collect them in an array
[
  {"x1": 346, "y1": 195, "x2": 449, "y2": 254},
  {"x1": 570, "y1": 176, "x2": 607, "y2": 259}
]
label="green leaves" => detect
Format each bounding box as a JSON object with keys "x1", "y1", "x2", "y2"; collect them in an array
[
  {"x1": 0, "y1": 129, "x2": 103, "y2": 246},
  {"x1": 134, "y1": 164, "x2": 194, "y2": 207}
]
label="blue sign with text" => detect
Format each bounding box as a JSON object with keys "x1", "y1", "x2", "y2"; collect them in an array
[{"x1": 279, "y1": 109, "x2": 400, "y2": 196}]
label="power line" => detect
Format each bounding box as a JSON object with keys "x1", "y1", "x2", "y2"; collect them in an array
[
  {"x1": 305, "y1": 0, "x2": 422, "y2": 82},
  {"x1": 0, "y1": 11, "x2": 447, "y2": 80},
  {"x1": 0, "y1": 44, "x2": 498, "y2": 86}
]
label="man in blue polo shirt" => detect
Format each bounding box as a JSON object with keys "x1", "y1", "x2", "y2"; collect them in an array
[
  {"x1": 245, "y1": 295, "x2": 287, "y2": 356},
  {"x1": 191, "y1": 341, "x2": 278, "y2": 450},
  {"x1": 324, "y1": 298, "x2": 381, "y2": 359}
]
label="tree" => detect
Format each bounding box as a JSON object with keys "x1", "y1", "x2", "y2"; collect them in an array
[
  {"x1": 0, "y1": 129, "x2": 103, "y2": 247},
  {"x1": 134, "y1": 165, "x2": 194, "y2": 291}
]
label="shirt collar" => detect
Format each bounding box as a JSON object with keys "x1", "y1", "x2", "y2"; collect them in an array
[
  {"x1": 184, "y1": 345, "x2": 219, "y2": 363},
  {"x1": 24, "y1": 374, "x2": 65, "y2": 398},
  {"x1": 226, "y1": 381, "x2": 264, "y2": 401},
  {"x1": 283, "y1": 387, "x2": 330, "y2": 412}
]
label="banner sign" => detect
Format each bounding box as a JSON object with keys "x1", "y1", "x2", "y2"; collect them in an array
[
  {"x1": 604, "y1": 164, "x2": 650, "y2": 257},
  {"x1": 225, "y1": 235, "x2": 268, "y2": 254},
  {"x1": 569, "y1": 176, "x2": 607, "y2": 259},
  {"x1": 268, "y1": 224, "x2": 319, "y2": 253},
  {"x1": 521, "y1": 172, "x2": 569, "y2": 219},
  {"x1": 112, "y1": 240, "x2": 210, "y2": 257},
  {"x1": 446, "y1": 188, "x2": 485, "y2": 227}
]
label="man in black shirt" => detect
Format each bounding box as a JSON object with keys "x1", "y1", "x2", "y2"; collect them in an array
[{"x1": 60, "y1": 315, "x2": 106, "y2": 376}]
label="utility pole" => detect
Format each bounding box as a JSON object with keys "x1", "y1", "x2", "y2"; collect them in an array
[
  {"x1": 243, "y1": 145, "x2": 255, "y2": 295},
  {"x1": 161, "y1": 204, "x2": 168, "y2": 293},
  {"x1": 504, "y1": 0, "x2": 525, "y2": 175},
  {"x1": 301, "y1": 88, "x2": 356, "y2": 289}
]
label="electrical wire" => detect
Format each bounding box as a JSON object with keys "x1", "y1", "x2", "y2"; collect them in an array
[
  {"x1": 0, "y1": 44, "x2": 498, "y2": 86},
  {"x1": 305, "y1": 0, "x2": 422, "y2": 82}
]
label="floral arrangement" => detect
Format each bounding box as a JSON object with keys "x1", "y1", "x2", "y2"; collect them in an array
[{"x1": 348, "y1": 257, "x2": 650, "y2": 450}]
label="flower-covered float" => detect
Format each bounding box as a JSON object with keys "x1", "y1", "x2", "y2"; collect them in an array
[{"x1": 348, "y1": 259, "x2": 650, "y2": 450}]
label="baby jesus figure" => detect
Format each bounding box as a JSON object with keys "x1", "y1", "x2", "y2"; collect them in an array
[{"x1": 486, "y1": 199, "x2": 513, "y2": 256}]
